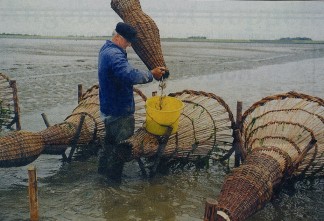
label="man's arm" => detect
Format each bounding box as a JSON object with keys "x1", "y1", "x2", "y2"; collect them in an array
[
  {"x1": 111, "y1": 51, "x2": 167, "y2": 84},
  {"x1": 111, "y1": 52, "x2": 153, "y2": 84}
]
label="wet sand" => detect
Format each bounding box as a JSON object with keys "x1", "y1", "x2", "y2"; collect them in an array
[
  {"x1": 1, "y1": 38, "x2": 323, "y2": 120},
  {"x1": 0, "y1": 37, "x2": 323, "y2": 221}
]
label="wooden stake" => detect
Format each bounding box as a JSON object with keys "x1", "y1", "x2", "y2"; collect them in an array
[
  {"x1": 41, "y1": 113, "x2": 51, "y2": 128},
  {"x1": 67, "y1": 114, "x2": 86, "y2": 162},
  {"x1": 78, "y1": 84, "x2": 83, "y2": 103},
  {"x1": 204, "y1": 198, "x2": 218, "y2": 221},
  {"x1": 150, "y1": 126, "x2": 172, "y2": 177},
  {"x1": 233, "y1": 129, "x2": 246, "y2": 162},
  {"x1": 137, "y1": 158, "x2": 148, "y2": 178},
  {"x1": 234, "y1": 101, "x2": 243, "y2": 166},
  {"x1": 28, "y1": 165, "x2": 39, "y2": 221},
  {"x1": 41, "y1": 113, "x2": 68, "y2": 160},
  {"x1": 236, "y1": 101, "x2": 243, "y2": 131},
  {"x1": 9, "y1": 80, "x2": 21, "y2": 130}
]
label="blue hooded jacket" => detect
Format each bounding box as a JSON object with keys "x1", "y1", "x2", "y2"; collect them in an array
[{"x1": 98, "y1": 40, "x2": 153, "y2": 116}]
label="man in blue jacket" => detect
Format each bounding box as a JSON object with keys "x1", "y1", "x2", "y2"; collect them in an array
[{"x1": 98, "y1": 22, "x2": 166, "y2": 181}]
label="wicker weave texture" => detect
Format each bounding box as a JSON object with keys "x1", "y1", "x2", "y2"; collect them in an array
[
  {"x1": 242, "y1": 91, "x2": 324, "y2": 177},
  {"x1": 0, "y1": 131, "x2": 44, "y2": 167},
  {"x1": 215, "y1": 151, "x2": 286, "y2": 221},
  {"x1": 211, "y1": 91, "x2": 323, "y2": 221},
  {"x1": 0, "y1": 85, "x2": 148, "y2": 166},
  {"x1": 111, "y1": 0, "x2": 167, "y2": 70},
  {"x1": 128, "y1": 90, "x2": 235, "y2": 160},
  {"x1": 40, "y1": 85, "x2": 146, "y2": 154}
]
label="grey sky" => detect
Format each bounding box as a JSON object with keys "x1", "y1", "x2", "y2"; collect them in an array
[{"x1": 1, "y1": 0, "x2": 323, "y2": 40}]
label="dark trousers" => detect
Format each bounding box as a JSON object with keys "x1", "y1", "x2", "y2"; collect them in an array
[{"x1": 98, "y1": 115, "x2": 135, "y2": 181}]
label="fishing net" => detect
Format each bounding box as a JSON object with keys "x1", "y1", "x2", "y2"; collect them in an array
[
  {"x1": 206, "y1": 91, "x2": 323, "y2": 221},
  {"x1": 111, "y1": 0, "x2": 167, "y2": 71},
  {"x1": 128, "y1": 90, "x2": 235, "y2": 160},
  {"x1": 0, "y1": 73, "x2": 20, "y2": 132}
]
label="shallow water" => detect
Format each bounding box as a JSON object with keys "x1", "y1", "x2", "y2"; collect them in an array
[{"x1": 0, "y1": 38, "x2": 323, "y2": 220}]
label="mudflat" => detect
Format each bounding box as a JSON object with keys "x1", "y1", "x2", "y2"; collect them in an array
[
  {"x1": 0, "y1": 37, "x2": 323, "y2": 123},
  {"x1": 0, "y1": 37, "x2": 323, "y2": 221}
]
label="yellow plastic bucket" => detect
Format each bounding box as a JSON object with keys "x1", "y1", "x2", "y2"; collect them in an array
[{"x1": 145, "y1": 96, "x2": 184, "y2": 135}]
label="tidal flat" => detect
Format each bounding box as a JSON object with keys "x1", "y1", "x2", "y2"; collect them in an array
[{"x1": 0, "y1": 37, "x2": 323, "y2": 221}]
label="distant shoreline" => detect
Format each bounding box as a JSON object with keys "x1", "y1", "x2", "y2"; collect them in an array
[{"x1": 1, "y1": 34, "x2": 324, "y2": 44}]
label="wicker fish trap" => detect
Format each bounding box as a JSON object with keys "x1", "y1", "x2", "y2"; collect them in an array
[
  {"x1": 39, "y1": 123, "x2": 77, "y2": 154},
  {"x1": 0, "y1": 85, "x2": 148, "y2": 167},
  {"x1": 111, "y1": 0, "x2": 167, "y2": 71},
  {"x1": 79, "y1": 85, "x2": 147, "y2": 132},
  {"x1": 0, "y1": 73, "x2": 18, "y2": 131},
  {"x1": 205, "y1": 91, "x2": 323, "y2": 221},
  {"x1": 0, "y1": 131, "x2": 44, "y2": 167},
  {"x1": 215, "y1": 152, "x2": 282, "y2": 221},
  {"x1": 39, "y1": 85, "x2": 103, "y2": 153},
  {"x1": 41, "y1": 85, "x2": 147, "y2": 154},
  {"x1": 241, "y1": 91, "x2": 324, "y2": 177},
  {"x1": 127, "y1": 90, "x2": 235, "y2": 160}
]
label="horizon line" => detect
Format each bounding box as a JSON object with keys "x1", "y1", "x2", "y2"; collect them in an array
[{"x1": 1, "y1": 33, "x2": 323, "y2": 43}]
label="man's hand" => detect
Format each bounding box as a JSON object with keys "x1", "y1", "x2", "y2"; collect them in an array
[{"x1": 151, "y1": 67, "x2": 167, "y2": 80}]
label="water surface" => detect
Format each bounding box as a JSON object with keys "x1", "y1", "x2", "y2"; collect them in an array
[{"x1": 0, "y1": 38, "x2": 323, "y2": 220}]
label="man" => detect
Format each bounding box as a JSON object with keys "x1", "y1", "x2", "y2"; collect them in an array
[{"x1": 98, "y1": 22, "x2": 166, "y2": 181}]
